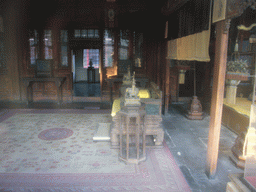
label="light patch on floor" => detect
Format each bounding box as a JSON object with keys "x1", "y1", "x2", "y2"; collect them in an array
[
  {"x1": 199, "y1": 137, "x2": 235, "y2": 152},
  {"x1": 164, "y1": 129, "x2": 176, "y2": 148},
  {"x1": 93, "y1": 123, "x2": 111, "y2": 141},
  {"x1": 0, "y1": 123, "x2": 8, "y2": 134}
]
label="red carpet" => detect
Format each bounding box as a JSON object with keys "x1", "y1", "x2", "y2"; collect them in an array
[
  {"x1": 244, "y1": 156, "x2": 256, "y2": 190},
  {"x1": 0, "y1": 109, "x2": 191, "y2": 191},
  {"x1": 245, "y1": 176, "x2": 256, "y2": 189}
]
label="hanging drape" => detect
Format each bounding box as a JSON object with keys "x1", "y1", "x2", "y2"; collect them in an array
[
  {"x1": 166, "y1": 29, "x2": 211, "y2": 61},
  {"x1": 166, "y1": 0, "x2": 212, "y2": 61}
]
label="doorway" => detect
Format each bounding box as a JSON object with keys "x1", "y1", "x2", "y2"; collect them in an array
[
  {"x1": 178, "y1": 62, "x2": 205, "y2": 101},
  {"x1": 72, "y1": 49, "x2": 101, "y2": 97}
]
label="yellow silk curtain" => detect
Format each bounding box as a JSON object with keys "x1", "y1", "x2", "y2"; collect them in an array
[{"x1": 166, "y1": 28, "x2": 211, "y2": 62}]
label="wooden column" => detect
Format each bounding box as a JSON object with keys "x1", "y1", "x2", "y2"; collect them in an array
[
  {"x1": 129, "y1": 30, "x2": 133, "y2": 60},
  {"x1": 206, "y1": 19, "x2": 230, "y2": 179},
  {"x1": 114, "y1": 29, "x2": 118, "y2": 71},
  {"x1": 157, "y1": 42, "x2": 161, "y2": 87},
  {"x1": 164, "y1": 56, "x2": 170, "y2": 115}
]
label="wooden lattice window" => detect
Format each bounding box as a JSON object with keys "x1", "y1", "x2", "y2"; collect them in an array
[
  {"x1": 29, "y1": 30, "x2": 39, "y2": 65},
  {"x1": 44, "y1": 30, "x2": 52, "y2": 59},
  {"x1": 119, "y1": 30, "x2": 129, "y2": 60},
  {"x1": 104, "y1": 29, "x2": 114, "y2": 67},
  {"x1": 60, "y1": 30, "x2": 68, "y2": 67},
  {"x1": 83, "y1": 49, "x2": 99, "y2": 68},
  {"x1": 74, "y1": 29, "x2": 99, "y2": 39}
]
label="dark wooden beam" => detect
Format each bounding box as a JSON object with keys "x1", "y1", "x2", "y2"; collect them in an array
[{"x1": 161, "y1": 0, "x2": 189, "y2": 16}]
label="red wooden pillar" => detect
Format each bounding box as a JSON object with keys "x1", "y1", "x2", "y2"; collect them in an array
[{"x1": 206, "y1": 19, "x2": 230, "y2": 179}]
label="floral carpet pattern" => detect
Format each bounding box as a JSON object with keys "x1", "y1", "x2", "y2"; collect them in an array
[{"x1": 0, "y1": 109, "x2": 191, "y2": 191}]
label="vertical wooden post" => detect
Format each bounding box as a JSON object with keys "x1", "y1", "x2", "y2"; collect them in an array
[
  {"x1": 165, "y1": 58, "x2": 170, "y2": 115},
  {"x1": 100, "y1": 48, "x2": 103, "y2": 97},
  {"x1": 206, "y1": 19, "x2": 230, "y2": 179},
  {"x1": 114, "y1": 29, "x2": 118, "y2": 73},
  {"x1": 129, "y1": 30, "x2": 134, "y2": 72},
  {"x1": 157, "y1": 43, "x2": 161, "y2": 87},
  {"x1": 100, "y1": 28, "x2": 105, "y2": 100}
]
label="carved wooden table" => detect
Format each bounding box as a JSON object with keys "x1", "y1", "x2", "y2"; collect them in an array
[
  {"x1": 118, "y1": 104, "x2": 146, "y2": 164},
  {"x1": 22, "y1": 77, "x2": 66, "y2": 105}
]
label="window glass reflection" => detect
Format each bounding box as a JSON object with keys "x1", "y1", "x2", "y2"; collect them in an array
[{"x1": 104, "y1": 29, "x2": 114, "y2": 67}]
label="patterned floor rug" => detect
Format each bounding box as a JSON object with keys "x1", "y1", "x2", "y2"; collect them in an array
[{"x1": 0, "y1": 109, "x2": 191, "y2": 191}]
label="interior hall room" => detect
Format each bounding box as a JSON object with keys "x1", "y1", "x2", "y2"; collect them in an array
[{"x1": 0, "y1": 0, "x2": 256, "y2": 191}]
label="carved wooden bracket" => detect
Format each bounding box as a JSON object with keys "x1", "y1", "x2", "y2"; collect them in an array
[{"x1": 226, "y1": 0, "x2": 256, "y2": 19}]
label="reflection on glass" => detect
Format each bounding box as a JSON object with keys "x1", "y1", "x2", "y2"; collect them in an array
[
  {"x1": 61, "y1": 30, "x2": 68, "y2": 42},
  {"x1": 88, "y1": 29, "x2": 94, "y2": 38},
  {"x1": 75, "y1": 30, "x2": 80, "y2": 38},
  {"x1": 81, "y1": 29, "x2": 87, "y2": 38},
  {"x1": 104, "y1": 29, "x2": 114, "y2": 67},
  {"x1": 95, "y1": 29, "x2": 99, "y2": 38},
  {"x1": 119, "y1": 30, "x2": 129, "y2": 60},
  {"x1": 29, "y1": 30, "x2": 38, "y2": 65}
]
